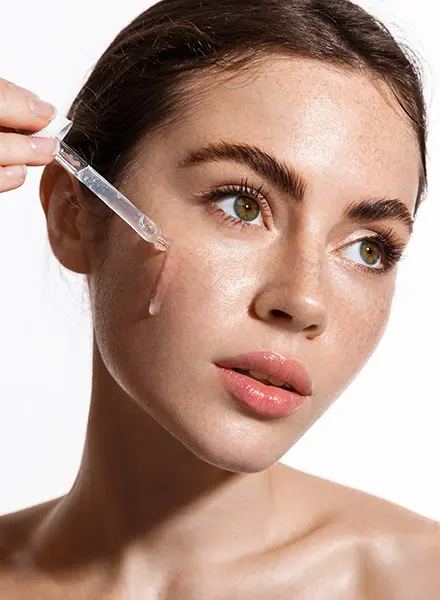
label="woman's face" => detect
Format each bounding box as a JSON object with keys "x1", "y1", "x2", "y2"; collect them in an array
[{"x1": 86, "y1": 57, "x2": 420, "y2": 472}]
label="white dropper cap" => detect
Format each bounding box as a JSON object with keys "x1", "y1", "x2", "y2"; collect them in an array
[{"x1": 28, "y1": 111, "x2": 73, "y2": 141}]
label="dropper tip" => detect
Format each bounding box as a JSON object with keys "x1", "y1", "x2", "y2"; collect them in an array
[{"x1": 154, "y1": 235, "x2": 171, "y2": 252}]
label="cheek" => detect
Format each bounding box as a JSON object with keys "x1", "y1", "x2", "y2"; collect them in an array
[
  {"x1": 88, "y1": 230, "x2": 164, "y2": 379},
  {"x1": 314, "y1": 275, "x2": 394, "y2": 414},
  {"x1": 151, "y1": 239, "x2": 266, "y2": 342},
  {"x1": 88, "y1": 231, "x2": 265, "y2": 390},
  {"x1": 343, "y1": 279, "x2": 393, "y2": 360}
]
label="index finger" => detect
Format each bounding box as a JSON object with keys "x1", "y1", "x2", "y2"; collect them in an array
[{"x1": 0, "y1": 77, "x2": 56, "y2": 130}]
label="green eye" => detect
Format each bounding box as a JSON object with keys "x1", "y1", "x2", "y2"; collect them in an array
[
  {"x1": 234, "y1": 196, "x2": 260, "y2": 222},
  {"x1": 359, "y1": 240, "x2": 382, "y2": 266}
]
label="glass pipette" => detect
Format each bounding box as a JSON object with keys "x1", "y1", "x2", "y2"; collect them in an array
[{"x1": 28, "y1": 114, "x2": 170, "y2": 252}]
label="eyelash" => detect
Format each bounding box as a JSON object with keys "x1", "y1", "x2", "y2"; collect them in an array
[{"x1": 203, "y1": 179, "x2": 407, "y2": 276}]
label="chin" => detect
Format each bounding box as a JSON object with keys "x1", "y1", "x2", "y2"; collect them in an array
[{"x1": 170, "y1": 417, "x2": 289, "y2": 474}]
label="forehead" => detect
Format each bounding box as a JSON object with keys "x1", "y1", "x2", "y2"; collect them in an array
[{"x1": 166, "y1": 56, "x2": 420, "y2": 210}]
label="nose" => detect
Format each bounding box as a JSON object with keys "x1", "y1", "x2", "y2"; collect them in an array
[{"x1": 252, "y1": 242, "x2": 328, "y2": 338}]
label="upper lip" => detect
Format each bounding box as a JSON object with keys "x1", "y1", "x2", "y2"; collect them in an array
[{"x1": 215, "y1": 351, "x2": 313, "y2": 396}]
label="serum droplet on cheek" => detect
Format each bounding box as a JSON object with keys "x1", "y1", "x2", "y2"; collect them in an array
[{"x1": 149, "y1": 247, "x2": 176, "y2": 316}]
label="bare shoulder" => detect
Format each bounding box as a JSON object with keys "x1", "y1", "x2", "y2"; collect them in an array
[
  {"x1": 0, "y1": 498, "x2": 60, "y2": 558},
  {"x1": 279, "y1": 465, "x2": 440, "y2": 598},
  {"x1": 335, "y1": 479, "x2": 439, "y2": 598},
  {"x1": 345, "y1": 487, "x2": 440, "y2": 598},
  {"x1": 0, "y1": 498, "x2": 61, "y2": 597}
]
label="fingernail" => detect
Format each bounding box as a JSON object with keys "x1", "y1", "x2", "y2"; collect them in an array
[
  {"x1": 30, "y1": 137, "x2": 60, "y2": 156},
  {"x1": 5, "y1": 165, "x2": 27, "y2": 178},
  {"x1": 27, "y1": 98, "x2": 56, "y2": 120}
]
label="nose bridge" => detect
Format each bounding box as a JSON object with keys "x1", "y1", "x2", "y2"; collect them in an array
[
  {"x1": 285, "y1": 233, "x2": 325, "y2": 293},
  {"x1": 284, "y1": 232, "x2": 327, "y2": 311},
  {"x1": 283, "y1": 228, "x2": 322, "y2": 277},
  {"x1": 254, "y1": 231, "x2": 329, "y2": 336}
]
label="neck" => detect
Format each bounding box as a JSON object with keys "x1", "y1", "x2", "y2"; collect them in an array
[{"x1": 32, "y1": 340, "x2": 287, "y2": 578}]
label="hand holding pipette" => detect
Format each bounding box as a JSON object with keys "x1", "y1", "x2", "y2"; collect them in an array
[
  {"x1": 0, "y1": 77, "x2": 170, "y2": 252},
  {"x1": 0, "y1": 78, "x2": 59, "y2": 192}
]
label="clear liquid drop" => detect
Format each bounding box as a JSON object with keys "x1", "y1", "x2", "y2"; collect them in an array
[{"x1": 149, "y1": 248, "x2": 175, "y2": 316}]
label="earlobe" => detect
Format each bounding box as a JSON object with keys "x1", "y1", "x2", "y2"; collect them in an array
[{"x1": 39, "y1": 162, "x2": 96, "y2": 275}]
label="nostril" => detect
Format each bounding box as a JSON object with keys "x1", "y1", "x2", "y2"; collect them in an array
[{"x1": 271, "y1": 309, "x2": 291, "y2": 320}]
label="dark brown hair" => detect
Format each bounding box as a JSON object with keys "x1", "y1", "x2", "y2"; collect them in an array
[{"x1": 63, "y1": 0, "x2": 428, "y2": 233}]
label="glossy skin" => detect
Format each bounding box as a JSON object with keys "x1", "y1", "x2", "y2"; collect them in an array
[{"x1": 0, "y1": 59, "x2": 439, "y2": 598}]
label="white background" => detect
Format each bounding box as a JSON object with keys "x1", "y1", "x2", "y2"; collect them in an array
[{"x1": 0, "y1": 1, "x2": 438, "y2": 521}]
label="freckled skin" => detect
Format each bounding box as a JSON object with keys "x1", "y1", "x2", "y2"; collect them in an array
[
  {"x1": 88, "y1": 59, "x2": 409, "y2": 466},
  {"x1": 1, "y1": 57, "x2": 439, "y2": 599}
]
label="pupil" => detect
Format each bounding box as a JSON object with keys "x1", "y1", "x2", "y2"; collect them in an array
[
  {"x1": 361, "y1": 241, "x2": 380, "y2": 265},
  {"x1": 234, "y1": 196, "x2": 259, "y2": 221}
]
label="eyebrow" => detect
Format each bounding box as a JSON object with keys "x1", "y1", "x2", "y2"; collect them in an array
[{"x1": 178, "y1": 140, "x2": 414, "y2": 235}]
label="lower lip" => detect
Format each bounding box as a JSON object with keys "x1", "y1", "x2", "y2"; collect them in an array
[{"x1": 215, "y1": 366, "x2": 307, "y2": 418}]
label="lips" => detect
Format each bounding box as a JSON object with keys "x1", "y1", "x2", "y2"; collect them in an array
[{"x1": 215, "y1": 351, "x2": 313, "y2": 397}]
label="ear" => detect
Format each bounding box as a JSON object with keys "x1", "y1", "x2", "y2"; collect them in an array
[{"x1": 39, "y1": 162, "x2": 102, "y2": 274}]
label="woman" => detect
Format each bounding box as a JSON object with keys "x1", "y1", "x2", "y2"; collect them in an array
[{"x1": 0, "y1": 0, "x2": 439, "y2": 597}]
